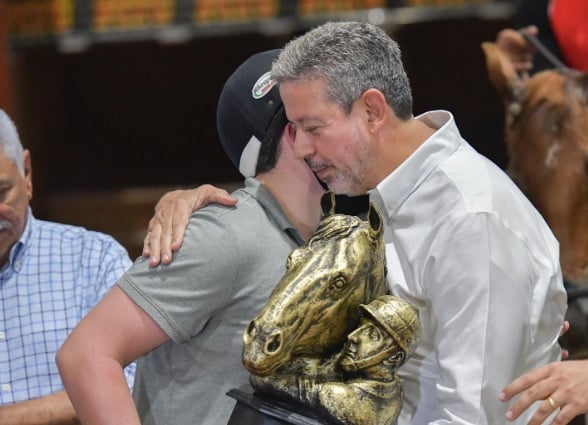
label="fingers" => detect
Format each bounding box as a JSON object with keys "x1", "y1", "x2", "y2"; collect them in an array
[
  {"x1": 214, "y1": 193, "x2": 239, "y2": 207},
  {"x1": 143, "y1": 218, "x2": 167, "y2": 267},
  {"x1": 554, "y1": 404, "x2": 581, "y2": 425},
  {"x1": 501, "y1": 361, "x2": 588, "y2": 425},
  {"x1": 560, "y1": 320, "x2": 570, "y2": 337},
  {"x1": 518, "y1": 396, "x2": 559, "y2": 425},
  {"x1": 501, "y1": 365, "x2": 554, "y2": 423},
  {"x1": 149, "y1": 207, "x2": 175, "y2": 266},
  {"x1": 169, "y1": 203, "x2": 190, "y2": 252},
  {"x1": 509, "y1": 393, "x2": 576, "y2": 425},
  {"x1": 560, "y1": 321, "x2": 570, "y2": 359},
  {"x1": 142, "y1": 228, "x2": 152, "y2": 258},
  {"x1": 495, "y1": 27, "x2": 536, "y2": 74},
  {"x1": 144, "y1": 191, "x2": 187, "y2": 266},
  {"x1": 142, "y1": 185, "x2": 239, "y2": 267},
  {"x1": 193, "y1": 184, "x2": 238, "y2": 210},
  {"x1": 501, "y1": 364, "x2": 551, "y2": 402},
  {"x1": 519, "y1": 25, "x2": 538, "y2": 37}
]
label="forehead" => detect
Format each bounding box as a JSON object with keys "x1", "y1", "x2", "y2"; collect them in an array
[
  {"x1": 0, "y1": 148, "x2": 19, "y2": 179},
  {"x1": 279, "y1": 79, "x2": 338, "y2": 121}
]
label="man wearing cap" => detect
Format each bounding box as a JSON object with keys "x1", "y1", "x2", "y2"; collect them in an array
[{"x1": 56, "y1": 50, "x2": 326, "y2": 425}]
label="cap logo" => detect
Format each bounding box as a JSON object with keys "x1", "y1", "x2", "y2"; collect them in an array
[{"x1": 252, "y1": 71, "x2": 277, "y2": 99}]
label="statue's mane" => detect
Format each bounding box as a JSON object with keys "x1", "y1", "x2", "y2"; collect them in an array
[{"x1": 308, "y1": 215, "x2": 361, "y2": 248}]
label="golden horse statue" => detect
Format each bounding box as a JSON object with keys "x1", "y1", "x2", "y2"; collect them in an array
[
  {"x1": 241, "y1": 194, "x2": 421, "y2": 424},
  {"x1": 242, "y1": 194, "x2": 388, "y2": 377}
]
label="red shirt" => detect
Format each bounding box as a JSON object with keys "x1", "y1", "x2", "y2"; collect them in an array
[{"x1": 549, "y1": 0, "x2": 588, "y2": 71}]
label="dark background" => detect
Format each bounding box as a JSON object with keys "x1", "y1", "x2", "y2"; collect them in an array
[{"x1": 0, "y1": 1, "x2": 515, "y2": 256}]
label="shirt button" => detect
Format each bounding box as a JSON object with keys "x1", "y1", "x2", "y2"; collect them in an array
[
  {"x1": 0, "y1": 332, "x2": 5, "y2": 340},
  {"x1": 387, "y1": 202, "x2": 395, "y2": 210},
  {"x1": 1, "y1": 384, "x2": 10, "y2": 392}
]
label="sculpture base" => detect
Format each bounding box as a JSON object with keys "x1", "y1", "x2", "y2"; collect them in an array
[{"x1": 226, "y1": 385, "x2": 328, "y2": 425}]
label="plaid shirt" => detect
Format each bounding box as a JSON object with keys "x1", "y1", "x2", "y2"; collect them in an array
[{"x1": 0, "y1": 209, "x2": 134, "y2": 404}]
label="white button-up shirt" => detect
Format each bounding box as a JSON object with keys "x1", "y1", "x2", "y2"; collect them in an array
[{"x1": 370, "y1": 110, "x2": 566, "y2": 424}]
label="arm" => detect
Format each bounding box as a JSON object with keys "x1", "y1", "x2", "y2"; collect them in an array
[
  {"x1": 0, "y1": 231, "x2": 136, "y2": 425},
  {"x1": 56, "y1": 286, "x2": 169, "y2": 425},
  {"x1": 142, "y1": 185, "x2": 237, "y2": 267},
  {"x1": 0, "y1": 391, "x2": 78, "y2": 425},
  {"x1": 500, "y1": 360, "x2": 588, "y2": 425},
  {"x1": 424, "y1": 214, "x2": 564, "y2": 424}
]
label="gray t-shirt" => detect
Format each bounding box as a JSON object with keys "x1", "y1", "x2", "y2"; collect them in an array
[{"x1": 118, "y1": 178, "x2": 304, "y2": 425}]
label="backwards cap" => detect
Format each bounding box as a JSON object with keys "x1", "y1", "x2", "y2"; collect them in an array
[{"x1": 217, "y1": 49, "x2": 283, "y2": 177}]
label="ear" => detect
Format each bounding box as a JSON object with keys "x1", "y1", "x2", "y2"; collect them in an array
[
  {"x1": 383, "y1": 351, "x2": 405, "y2": 368},
  {"x1": 362, "y1": 88, "x2": 388, "y2": 127},
  {"x1": 320, "y1": 191, "x2": 336, "y2": 217},
  {"x1": 23, "y1": 149, "x2": 33, "y2": 201},
  {"x1": 283, "y1": 122, "x2": 299, "y2": 150},
  {"x1": 481, "y1": 42, "x2": 525, "y2": 107}
]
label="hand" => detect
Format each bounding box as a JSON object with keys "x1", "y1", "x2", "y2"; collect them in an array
[
  {"x1": 560, "y1": 320, "x2": 570, "y2": 360},
  {"x1": 495, "y1": 26, "x2": 538, "y2": 75},
  {"x1": 142, "y1": 185, "x2": 238, "y2": 266},
  {"x1": 500, "y1": 360, "x2": 588, "y2": 425}
]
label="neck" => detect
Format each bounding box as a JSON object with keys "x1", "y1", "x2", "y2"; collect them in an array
[
  {"x1": 256, "y1": 170, "x2": 323, "y2": 242},
  {"x1": 374, "y1": 116, "x2": 436, "y2": 184}
]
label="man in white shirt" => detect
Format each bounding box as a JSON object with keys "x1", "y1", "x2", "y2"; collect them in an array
[
  {"x1": 269, "y1": 21, "x2": 566, "y2": 424},
  {"x1": 150, "y1": 22, "x2": 566, "y2": 424}
]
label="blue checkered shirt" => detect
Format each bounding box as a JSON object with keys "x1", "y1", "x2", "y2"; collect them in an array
[{"x1": 0, "y1": 208, "x2": 135, "y2": 404}]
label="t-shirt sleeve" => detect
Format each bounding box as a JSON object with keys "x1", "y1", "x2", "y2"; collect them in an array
[{"x1": 117, "y1": 208, "x2": 240, "y2": 343}]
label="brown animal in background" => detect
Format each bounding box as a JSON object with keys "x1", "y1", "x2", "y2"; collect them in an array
[
  {"x1": 482, "y1": 42, "x2": 588, "y2": 357},
  {"x1": 482, "y1": 41, "x2": 588, "y2": 286}
]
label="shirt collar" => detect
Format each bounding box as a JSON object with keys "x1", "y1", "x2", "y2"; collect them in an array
[
  {"x1": 242, "y1": 177, "x2": 306, "y2": 246},
  {"x1": 369, "y1": 110, "x2": 461, "y2": 218},
  {"x1": 2, "y1": 208, "x2": 34, "y2": 274}
]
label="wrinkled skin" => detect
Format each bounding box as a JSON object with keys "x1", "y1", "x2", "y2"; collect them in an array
[{"x1": 0, "y1": 148, "x2": 32, "y2": 267}]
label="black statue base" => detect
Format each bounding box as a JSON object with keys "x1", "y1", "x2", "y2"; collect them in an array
[{"x1": 226, "y1": 385, "x2": 330, "y2": 425}]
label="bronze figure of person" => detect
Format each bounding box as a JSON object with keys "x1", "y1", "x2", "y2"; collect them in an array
[{"x1": 251, "y1": 295, "x2": 421, "y2": 425}]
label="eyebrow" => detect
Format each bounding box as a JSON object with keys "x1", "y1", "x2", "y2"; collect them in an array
[{"x1": 294, "y1": 117, "x2": 326, "y2": 127}]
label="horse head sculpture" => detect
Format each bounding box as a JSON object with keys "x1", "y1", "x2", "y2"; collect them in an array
[
  {"x1": 242, "y1": 193, "x2": 388, "y2": 377},
  {"x1": 482, "y1": 41, "x2": 588, "y2": 286}
]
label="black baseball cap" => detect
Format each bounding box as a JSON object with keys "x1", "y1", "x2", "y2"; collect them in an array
[{"x1": 217, "y1": 49, "x2": 283, "y2": 177}]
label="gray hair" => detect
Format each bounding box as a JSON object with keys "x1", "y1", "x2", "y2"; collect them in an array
[
  {"x1": 272, "y1": 21, "x2": 413, "y2": 119},
  {"x1": 0, "y1": 109, "x2": 24, "y2": 176}
]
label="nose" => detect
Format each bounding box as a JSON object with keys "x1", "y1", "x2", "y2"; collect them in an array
[
  {"x1": 244, "y1": 319, "x2": 283, "y2": 356},
  {"x1": 292, "y1": 134, "x2": 315, "y2": 161},
  {"x1": 347, "y1": 327, "x2": 361, "y2": 344}
]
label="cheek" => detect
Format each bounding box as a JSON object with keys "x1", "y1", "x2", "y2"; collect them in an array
[
  {"x1": 331, "y1": 126, "x2": 365, "y2": 164},
  {"x1": 319, "y1": 128, "x2": 355, "y2": 161},
  {"x1": 0, "y1": 194, "x2": 28, "y2": 229}
]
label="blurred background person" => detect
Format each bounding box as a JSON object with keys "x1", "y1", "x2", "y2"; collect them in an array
[{"x1": 0, "y1": 108, "x2": 135, "y2": 425}]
